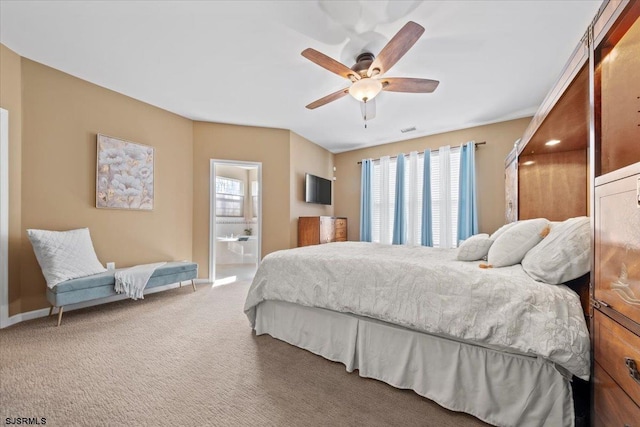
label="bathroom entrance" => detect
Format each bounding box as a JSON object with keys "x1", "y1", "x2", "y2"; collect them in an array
[{"x1": 209, "y1": 160, "x2": 262, "y2": 284}]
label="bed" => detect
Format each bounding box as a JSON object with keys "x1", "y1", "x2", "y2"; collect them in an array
[{"x1": 244, "y1": 240, "x2": 590, "y2": 427}]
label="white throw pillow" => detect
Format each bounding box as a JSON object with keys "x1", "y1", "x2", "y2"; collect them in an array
[
  {"x1": 457, "y1": 234, "x2": 494, "y2": 261},
  {"x1": 489, "y1": 221, "x2": 517, "y2": 241},
  {"x1": 27, "y1": 228, "x2": 107, "y2": 288},
  {"x1": 522, "y1": 216, "x2": 591, "y2": 285},
  {"x1": 487, "y1": 218, "x2": 550, "y2": 267}
]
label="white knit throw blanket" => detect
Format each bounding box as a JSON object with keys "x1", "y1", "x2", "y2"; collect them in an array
[{"x1": 114, "y1": 262, "x2": 166, "y2": 300}]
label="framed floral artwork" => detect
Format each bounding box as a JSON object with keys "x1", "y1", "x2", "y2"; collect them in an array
[{"x1": 96, "y1": 134, "x2": 154, "y2": 210}]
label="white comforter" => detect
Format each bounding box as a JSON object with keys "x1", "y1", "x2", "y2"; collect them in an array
[{"x1": 244, "y1": 242, "x2": 590, "y2": 380}]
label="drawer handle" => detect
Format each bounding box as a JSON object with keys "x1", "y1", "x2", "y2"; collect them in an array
[{"x1": 624, "y1": 357, "x2": 640, "y2": 385}]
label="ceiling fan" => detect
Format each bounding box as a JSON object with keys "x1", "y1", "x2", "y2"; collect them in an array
[{"x1": 302, "y1": 21, "x2": 439, "y2": 126}]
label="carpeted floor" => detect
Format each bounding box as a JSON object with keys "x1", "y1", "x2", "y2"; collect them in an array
[{"x1": 0, "y1": 281, "x2": 488, "y2": 427}]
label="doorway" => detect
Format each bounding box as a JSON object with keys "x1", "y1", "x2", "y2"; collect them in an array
[
  {"x1": 209, "y1": 160, "x2": 262, "y2": 284},
  {"x1": 0, "y1": 108, "x2": 9, "y2": 327}
]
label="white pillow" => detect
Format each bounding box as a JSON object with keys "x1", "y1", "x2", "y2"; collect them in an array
[
  {"x1": 522, "y1": 216, "x2": 591, "y2": 285},
  {"x1": 27, "y1": 228, "x2": 107, "y2": 288},
  {"x1": 489, "y1": 222, "x2": 517, "y2": 241},
  {"x1": 457, "y1": 234, "x2": 494, "y2": 261},
  {"x1": 487, "y1": 218, "x2": 550, "y2": 267}
]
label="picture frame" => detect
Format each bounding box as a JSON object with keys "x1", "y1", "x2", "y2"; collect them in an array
[{"x1": 96, "y1": 134, "x2": 154, "y2": 210}]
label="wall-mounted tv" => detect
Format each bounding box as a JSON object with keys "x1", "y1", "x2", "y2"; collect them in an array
[{"x1": 305, "y1": 173, "x2": 332, "y2": 205}]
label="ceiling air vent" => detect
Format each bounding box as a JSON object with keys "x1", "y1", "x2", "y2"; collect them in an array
[{"x1": 400, "y1": 126, "x2": 416, "y2": 133}]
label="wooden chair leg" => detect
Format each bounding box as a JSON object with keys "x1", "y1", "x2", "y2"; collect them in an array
[
  {"x1": 56, "y1": 307, "x2": 64, "y2": 327},
  {"x1": 49, "y1": 306, "x2": 54, "y2": 316},
  {"x1": 191, "y1": 279, "x2": 196, "y2": 292}
]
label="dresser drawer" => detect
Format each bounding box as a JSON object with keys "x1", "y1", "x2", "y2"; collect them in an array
[
  {"x1": 335, "y1": 218, "x2": 347, "y2": 228},
  {"x1": 595, "y1": 166, "x2": 640, "y2": 325},
  {"x1": 594, "y1": 362, "x2": 640, "y2": 427},
  {"x1": 335, "y1": 227, "x2": 346, "y2": 239},
  {"x1": 594, "y1": 310, "x2": 640, "y2": 405}
]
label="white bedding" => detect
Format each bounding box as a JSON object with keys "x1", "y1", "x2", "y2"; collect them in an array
[
  {"x1": 255, "y1": 301, "x2": 575, "y2": 427},
  {"x1": 244, "y1": 242, "x2": 590, "y2": 380}
]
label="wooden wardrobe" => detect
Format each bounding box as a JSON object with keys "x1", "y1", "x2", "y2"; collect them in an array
[
  {"x1": 505, "y1": 1, "x2": 640, "y2": 425},
  {"x1": 591, "y1": 1, "x2": 640, "y2": 424}
]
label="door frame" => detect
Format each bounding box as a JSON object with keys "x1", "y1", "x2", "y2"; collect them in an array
[
  {"x1": 1, "y1": 108, "x2": 10, "y2": 327},
  {"x1": 209, "y1": 159, "x2": 262, "y2": 283}
]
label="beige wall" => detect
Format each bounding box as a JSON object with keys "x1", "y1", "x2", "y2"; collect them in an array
[
  {"x1": 0, "y1": 44, "x2": 23, "y2": 316},
  {"x1": 192, "y1": 122, "x2": 291, "y2": 279},
  {"x1": 334, "y1": 117, "x2": 531, "y2": 241},
  {"x1": 17, "y1": 58, "x2": 193, "y2": 313},
  {"x1": 289, "y1": 132, "x2": 334, "y2": 247}
]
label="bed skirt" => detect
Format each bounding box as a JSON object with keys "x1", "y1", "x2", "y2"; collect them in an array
[{"x1": 255, "y1": 300, "x2": 574, "y2": 427}]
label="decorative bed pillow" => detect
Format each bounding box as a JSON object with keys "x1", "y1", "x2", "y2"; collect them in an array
[
  {"x1": 522, "y1": 216, "x2": 591, "y2": 285},
  {"x1": 489, "y1": 221, "x2": 517, "y2": 241},
  {"x1": 27, "y1": 228, "x2": 106, "y2": 288},
  {"x1": 487, "y1": 218, "x2": 550, "y2": 267},
  {"x1": 457, "y1": 234, "x2": 493, "y2": 261}
]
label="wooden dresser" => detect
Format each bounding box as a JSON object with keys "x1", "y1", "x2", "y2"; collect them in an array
[
  {"x1": 593, "y1": 163, "x2": 640, "y2": 426},
  {"x1": 298, "y1": 216, "x2": 347, "y2": 247},
  {"x1": 591, "y1": 2, "x2": 640, "y2": 424}
]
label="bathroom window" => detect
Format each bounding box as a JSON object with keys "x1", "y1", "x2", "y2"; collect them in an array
[{"x1": 216, "y1": 177, "x2": 244, "y2": 217}]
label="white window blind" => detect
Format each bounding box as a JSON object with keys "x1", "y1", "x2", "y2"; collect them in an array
[
  {"x1": 430, "y1": 147, "x2": 460, "y2": 247},
  {"x1": 370, "y1": 148, "x2": 459, "y2": 247},
  {"x1": 406, "y1": 152, "x2": 423, "y2": 245},
  {"x1": 371, "y1": 159, "x2": 396, "y2": 244},
  {"x1": 215, "y1": 177, "x2": 244, "y2": 217}
]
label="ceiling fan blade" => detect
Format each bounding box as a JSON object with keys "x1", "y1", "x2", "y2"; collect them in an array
[
  {"x1": 306, "y1": 87, "x2": 350, "y2": 109},
  {"x1": 301, "y1": 48, "x2": 359, "y2": 81},
  {"x1": 367, "y1": 21, "x2": 424, "y2": 77},
  {"x1": 381, "y1": 77, "x2": 439, "y2": 93}
]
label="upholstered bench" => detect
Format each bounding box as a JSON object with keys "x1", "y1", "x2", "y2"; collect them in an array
[{"x1": 47, "y1": 261, "x2": 198, "y2": 326}]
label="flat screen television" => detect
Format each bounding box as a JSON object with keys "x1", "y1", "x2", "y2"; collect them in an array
[{"x1": 305, "y1": 173, "x2": 332, "y2": 205}]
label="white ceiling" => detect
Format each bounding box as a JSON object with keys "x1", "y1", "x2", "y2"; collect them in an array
[{"x1": 0, "y1": 1, "x2": 602, "y2": 153}]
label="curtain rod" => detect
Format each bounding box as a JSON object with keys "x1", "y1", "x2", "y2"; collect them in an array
[{"x1": 356, "y1": 141, "x2": 486, "y2": 165}]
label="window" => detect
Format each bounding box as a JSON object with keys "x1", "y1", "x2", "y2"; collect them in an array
[
  {"x1": 430, "y1": 148, "x2": 460, "y2": 247},
  {"x1": 370, "y1": 148, "x2": 460, "y2": 247},
  {"x1": 405, "y1": 153, "x2": 424, "y2": 245},
  {"x1": 215, "y1": 177, "x2": 244, "y2": 217},
  {"x1": 371, "y1": 159, "x2": 396, "y2": 244}
]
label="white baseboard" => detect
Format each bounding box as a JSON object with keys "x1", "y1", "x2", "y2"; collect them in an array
[
  {"x1": 0, "y1": 307, "x2": 51, "y2": 328},
  {"x1": 0, "y1": 280, "x2": 208, "y2": 329}
]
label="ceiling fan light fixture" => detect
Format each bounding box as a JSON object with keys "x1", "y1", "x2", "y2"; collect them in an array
[{"x1": 348, "y1": 78, "x2": 383, "y2": 102}]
